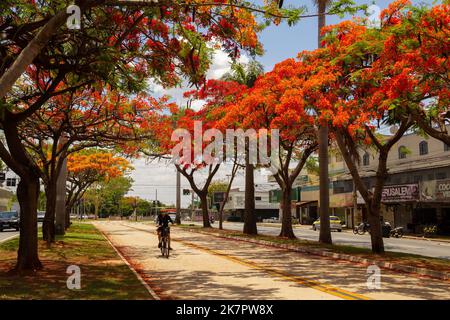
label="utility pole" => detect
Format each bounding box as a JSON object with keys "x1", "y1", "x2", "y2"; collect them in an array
[
  {"x1": 134, "y1": 197, "x2": 138, "y2": 222},
  {"x1": 175, "y1": 169, "x2": 181, "y2": 224},
  {"x1": 55, "y1": 135, "x2": 68, "y2": 235},
  {"x1": 317, "y1": 1, "x2": 332, "y2": 244},
  {"x1": 191, "y1": 190, "x2": 195, "y2": 221}
]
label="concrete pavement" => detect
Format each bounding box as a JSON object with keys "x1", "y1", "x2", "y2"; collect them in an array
[
  {"x1": 94, "y1": 221, "x2": 450, "y2": 300},
  {"x1": 206, "y1": 222, "x2": 450, "y2": 260}
]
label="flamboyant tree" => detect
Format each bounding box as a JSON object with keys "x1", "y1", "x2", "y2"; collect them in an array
[
  {"x1": 2, "y1": 0, "x2": 292, "y2": 271},
  {"x1": 314, "y1": 0, "x2": 426, "y2": 253},
  {"x1": 220, "y1": 58, "x2": 319, "y2": 238},
  {"x1": 172, "y1": 109, "x2": 221, "y2": 228},
  {"x1": 66, "y1": 150, "x2": 131, "y2": 226},
  {"x1": 1, "y1": 0, "x2": 304, "y2": 100},
  {"x1": 149, "y1": 78, "x2": 248, "y2": 228},
  {"x1": 183, "y1": 79, "x2": 249, "y2": 228},
  {"x1": 365, "y1": 1, "x2": 450, "y2": 144},
  {"x1": 18, "y1": 88, "x2": 163, "y2": 242},
  {"x1": 218, "y1": 61, "x2": 264, "y2": 235}
]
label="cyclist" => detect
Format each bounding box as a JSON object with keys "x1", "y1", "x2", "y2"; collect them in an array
[{"x1": 156, "y1": 212, "x2": 174, "y2": 250}]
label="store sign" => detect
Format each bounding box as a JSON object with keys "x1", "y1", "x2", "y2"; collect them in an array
[
  {"x1": 330, "y1": 193, "x2": 353, "y2": 207},
  {"x1": 435, "y1": 179, "x2": 450, "y2": 201},
  {"x1": 382, "y1": 184, "x2": 419, "y2": 202},
  {"x1": 421, "y1": 180, "x2": 436, "y2": 201}
]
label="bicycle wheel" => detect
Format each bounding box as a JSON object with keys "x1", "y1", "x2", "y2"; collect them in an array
[
  {"x1": 160, "y1": 238, "x2": 165, "y2": 256},
  {"x1": 163, "y1": 237, "x2": 169, "y2": 258},
  {"x1": 165, "y1": 240, "x2": 170, "y2": 258}
]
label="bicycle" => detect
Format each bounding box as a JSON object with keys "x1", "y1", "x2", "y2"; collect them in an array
[{"x1": 160, "y1": 227, "x2": 170, "y2": 258}]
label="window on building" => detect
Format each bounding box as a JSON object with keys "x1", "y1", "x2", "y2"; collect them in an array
[
  {"x1": 413, "y1": 175, "x2": 422, "y2": 183},
  {"x1": 445, "y1": 143, "x2": 450, "y2": 152},
  {"x1": 6, "y1": 178, "x2": 16, "y2": 187},
  {"x1": 398, "y1": 146, "x2": 407, "y2": 159},
  {"x1": 255, "y1": 196, "x2": 262, "y2": 201},
  {"x1": 419, "y1": 141, "x2": 428, "y2": 155},
  {"x1": 362, "y1": 152, "x2": 370, "y2": 166},
  {"x1": 436, "y1": 172, "x2": 447, "y2": 180}
]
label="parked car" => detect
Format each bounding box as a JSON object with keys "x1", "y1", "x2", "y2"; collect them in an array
[
  {"x1": 227, "y1": 215, "x2": 241, "y2": 222},
  {"x1": 263, "y1": 217, "x2": 279, "y2": 223},
  {"x1": 0, "y1": 211, "x2": 20, "y2": 232},
  {"x1": 312, "y1": 216, "x2": 343, "y2": 232},
  {"x1": 37, "y1": 211, "x2": 45, "y2": 222},
  {"x1": 154, "y1": 212, "x2": 177, "y2": 223},
  {"x1": 168, "y1": 213, "x2": 177, "y2": 222}
]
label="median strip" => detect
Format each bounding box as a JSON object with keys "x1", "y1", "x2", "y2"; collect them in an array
[{"x1": 0, "y1": 223, "x2": 154, "y2": 299}]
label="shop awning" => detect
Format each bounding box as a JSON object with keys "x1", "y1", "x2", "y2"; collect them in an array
[{"x1": 295, "y1": 201, "x2": 318, "y2": 207}]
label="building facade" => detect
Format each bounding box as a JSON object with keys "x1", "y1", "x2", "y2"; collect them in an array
[
  {"x1": 223, "y1": 187, "x2": 279, "y2": 221},
  {"x1": 269, "y1": 130, "x2": 450, "y2": 235}
]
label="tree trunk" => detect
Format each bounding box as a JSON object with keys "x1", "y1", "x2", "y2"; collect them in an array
[
  {"x1": 243, "y1": 151, "x2": 257, "y2": 235},
  {"x1": 15, "y1": 176, "x2": 42, "y2": 272},
  {"x1": 175, "y1": 169, "x2": 181, "y2": 224},
  {"x1": 317, "y1": 0, "x2": 332, "y2": 245},
  {"x1": 367, "y1": 202, "x2": 384, "y2": 253},
  {"x1": 318, "y1": 123, "x2": 332, "y2": 244},
  {"x1": 367, "y1": 153, "x2": 388, "y2": 254},
  {"x1": 65, "y1": 206, "x2": 71, "y2": 230},
  {"x1": 42, "y1": 181, "x2": 57, "y2": 243},
  {"x1": 219, "y1": 163, "x2": 238, "y2": 230},
  {"x1": 199, "y1": 192, "x2": 211, "y2": 228},
  {"x1": 279, "y1": 186, "x2": 295, "y2": 238}
]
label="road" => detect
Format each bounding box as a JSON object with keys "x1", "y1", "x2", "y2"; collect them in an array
[
  {"x1": 0, "y1": 222, "x2": 42, "y2": 244},
  {"x1": 198, "y1": 222, "x2": 450, "y2": 260},
  {"x1": 94, "y1": 221, "x2": 450, "y2": 300},
  {"x1": 0, "y1": 230, "x2": 19, "y2": 243}
]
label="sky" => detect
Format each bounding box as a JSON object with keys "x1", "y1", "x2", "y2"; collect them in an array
[{"x1": 127, "y1": 0, "x2": 435, "y2": 207}]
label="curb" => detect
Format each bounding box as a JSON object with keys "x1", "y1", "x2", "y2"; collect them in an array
[
  {"x1": 97, "y1": 227, "x2": 161, "y2": 300},
  {"x1": 182, "y1": 228, "x2": 450, "y2": 281},
  {"x1": 401, "y1": 235, "x2": 450, "y2": 243}
]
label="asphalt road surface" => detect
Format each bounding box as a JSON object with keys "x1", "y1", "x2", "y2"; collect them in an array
[{"x1": 194, "y1": 221, "x2": 450, "y2": 260}]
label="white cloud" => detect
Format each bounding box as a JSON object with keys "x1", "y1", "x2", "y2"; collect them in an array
[
  {"x1": 147, "y1": 49, "x2": 250, "y2": 111},
  {"x1": 127, "y1": 158, "x2": 271, "y2": 208}
]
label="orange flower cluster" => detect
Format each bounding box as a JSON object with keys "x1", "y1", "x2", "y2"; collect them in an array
[{"x1": 67, "y1": 151, "x2": 131, "y2": 183}]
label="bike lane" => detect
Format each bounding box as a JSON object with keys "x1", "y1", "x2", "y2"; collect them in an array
[{"x1": 93, "y1": 221, "x2": 450, "y2": 300}]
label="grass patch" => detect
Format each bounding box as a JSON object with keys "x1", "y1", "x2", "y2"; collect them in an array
[
  {"x1": 0, "y1": 223, "x2": 152, "y2": 300},
  {"x1": 178, "y1": 226, "x2": 450, "y2": 273}
]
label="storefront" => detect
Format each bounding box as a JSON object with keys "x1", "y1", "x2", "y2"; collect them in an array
[
  {"x1": 380, "y1": 183, "x2": 419, "y2": 232},
  {"x1": 418, "y1": 179, "x2": 450, "y2": 235},
  {"x1": 296, "y1": 201, "x2": 318, "y2": 225}
]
